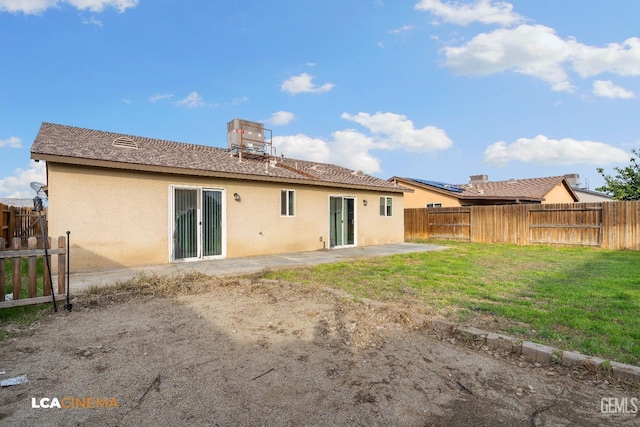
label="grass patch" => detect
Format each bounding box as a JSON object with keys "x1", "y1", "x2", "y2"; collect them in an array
[
  {"x1": 0, "y1": 304, "x2": 52, "y2": 341},
  {"x1": 263, "y1": 240, "x2": 640, "y2": 365}
]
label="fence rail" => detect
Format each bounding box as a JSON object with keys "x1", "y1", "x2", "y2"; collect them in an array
[
  {"x1": 404, "y1": 201, "x2": 640, "y2": 250},
  {"x1": 0, "y1": 203, "x2": 46, "y2": 248},
  {"x1": 0, "y1": 236, "x2": 66, "y2": 309}
]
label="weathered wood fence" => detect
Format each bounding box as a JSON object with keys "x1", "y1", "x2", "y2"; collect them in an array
[
  {"x1": 0, "y1": 203, "x2": 46, "y2": 248},
  {"x1": 0, "y1": 236, "x2": 66, "y2": 308},
  {"x1": 405, "y1": 201, "x2": 640, "y2": 250}
]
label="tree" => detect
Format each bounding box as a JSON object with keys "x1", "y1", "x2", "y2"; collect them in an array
[{"x1": 596, "y1": 148, "x2": 640, "y2": 200}]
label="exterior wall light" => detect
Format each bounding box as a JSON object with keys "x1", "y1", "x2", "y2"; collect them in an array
[
  {"x1": 363, "y1": 199, "x2": 368, "y2": 206},
  {"x1": 234, "y1": 193, "x2": 241, "y2": 201}
]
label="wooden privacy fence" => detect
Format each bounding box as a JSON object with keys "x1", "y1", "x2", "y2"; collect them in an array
[
  {"x1": 0, "y1": 203, "x2": 46, "y2": 247},
  {"x1": 0, "y1": 236, "x2": 66, "y2": 308},
  {"x1": 404, "y1": 201, "x2": 640, "y2": 250}
]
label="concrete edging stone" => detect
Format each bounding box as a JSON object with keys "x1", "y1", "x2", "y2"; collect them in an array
[{"x1": 429, "y1": 320, "x2": 640, "y2": 384}]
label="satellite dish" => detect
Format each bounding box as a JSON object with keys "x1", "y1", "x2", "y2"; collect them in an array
[{"x1": 30, "y1": 181, "x2": 47, "y2": 197}]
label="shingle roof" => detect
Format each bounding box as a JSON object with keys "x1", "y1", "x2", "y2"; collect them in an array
[
  {"x1": 31, "y1": 122, "x2": 403, "y2": 192},
  {"x1": 393, "y1": 176, "x2": 578, "y2": 202}
]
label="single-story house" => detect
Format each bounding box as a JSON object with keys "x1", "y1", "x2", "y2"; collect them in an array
[
  {"x1": 391, "y1": 174, "x2": 578, "y2": 208},
  {"x1": 563, "y1": 174, "x2": 613, "y2": 202},
  {"x1": 31, "y1": 120, "x2": 407, "y2": 271}
]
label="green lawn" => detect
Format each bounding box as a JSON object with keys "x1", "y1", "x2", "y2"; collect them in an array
[{"x1": 262, "y1": 240, "x2": 640, "y2": 365}]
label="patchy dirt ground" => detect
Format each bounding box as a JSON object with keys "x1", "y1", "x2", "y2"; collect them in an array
[{"x1": 1, "y1": 278, "x2": 638, "y2": 426}]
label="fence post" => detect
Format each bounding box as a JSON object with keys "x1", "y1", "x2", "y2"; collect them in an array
[
  {"x1": 8, "y1": 207, "x2": 16, "y2": 241},
  {"x1": 28, "y1": 236, "x2": 38, "y2": 298},
  {"x1": 58, "y1": 236, "x2": 66, "y2": 295},
  {"x1": 43, "y1": 237, "x2": 52, "y2": 296},
  {"x1": 0, "y1": 237, "x2": 5, "y2": 302},
  {"x1": 12, "y1": 237, "x2": 21, "y2": 300}
]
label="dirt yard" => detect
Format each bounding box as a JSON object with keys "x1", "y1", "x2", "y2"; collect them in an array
[{"x1": 1, "y1": 277, "x2": 638, "y2": 426}]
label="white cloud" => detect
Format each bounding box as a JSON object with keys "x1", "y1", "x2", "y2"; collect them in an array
[
  {"x1": 81, "y1": 14, "x2": 102, "y2": 26},
  {"x1": 232, "y1": 96, "x2": 248, "y2": 105},
  {"x1": 484, "y1": 135, "x2": 629, "y2": 166},
  {"x1": 272, "y1": 134, "x2": 331, "y2": 163},
  {"x1": 389, "y1": 24, "x2": 416, "y2": 34},
  {"x1": 149, "y1": 93, "x2": 174, "y2": 102},
  {"x1": 443, "y1": 25, "x2": 575, "y2": 91},
  {"x1": 415, "y1": 0, "x2": 524, "y2": 27},
  {"x1": 341, "y1": 112, "x2": 453, "y2": 152},
  {"x1": 269, "y1": 111, "x2": 295, "y2": 126},
  {"x1": 331, "y1": 129, "x2": 382, "y2": 173},
  {"x1": 0, "y1": 0, "x2": 56, "y2": 14},
  {"x1": 281, "y1": 73, "x2": 334, "y2": 94},
  {"x1": 274, "y1": 132, "x2": 381, "y2": 174},
  {"x1": 0, "y1": 0, "x2": 138, "y2": 14},
  {"x1": 0, "y1": 161, "x2": 46, "y2": 198},
  {"x1": 592, "y1": 80, "x2": 635, "y2": 99},
  {"x1": 572, "y1": 37, "x2": 640, "y2": 77},
  {"x1": 176, "y1": 92, "x2": 210, "y2": 108},
  {"x1": 273, "y1": 112, "x2": 452, "y2": 174},
  {"x1": 441, "y1": 24, "x2": 640, "y2": 93},
  {"x1": 66, "y1": 0, "x2": 137, "y2": 12},
  {"x1": 0, "y1": 136, "x2": 22, "y2": 148}
]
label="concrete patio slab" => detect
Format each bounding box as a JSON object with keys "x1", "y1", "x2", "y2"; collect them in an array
[{"x1": 67, "y1": 243, "x2": 448, "y2": 293}]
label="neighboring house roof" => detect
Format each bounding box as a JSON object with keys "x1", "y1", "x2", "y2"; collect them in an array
[
  {"x1": 0, "y1": 198, "x2": 35, "y2": 208},
  {"x1": 391, "y1": 176, "x2": 579, "y2": 203},
  {"x1": 572, "y1": 188, "x2": 614, "y2": 201},
  {"x1": 31, "y1": 123, "x2": 404, "y2": 193}
]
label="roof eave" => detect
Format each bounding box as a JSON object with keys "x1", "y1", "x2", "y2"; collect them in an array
[
  {"x1": 389, "y1": 176, "x2": 457, "y2": 197},
  {"x1": 32, "y1": 153, "x2": 405, "y2": 193}
]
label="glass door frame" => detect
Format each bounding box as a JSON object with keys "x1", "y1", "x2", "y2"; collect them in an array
[
  {"x1": 329, "y1": 195, "x2": 357, "y2": 249},
  {"x1": 169, "y1": 185, "x2": 226, "y2": 262}
]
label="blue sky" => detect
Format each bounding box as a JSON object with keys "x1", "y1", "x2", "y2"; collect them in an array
[{"x1": 1, "y1": 0, "x2": 639, "y2": 197}]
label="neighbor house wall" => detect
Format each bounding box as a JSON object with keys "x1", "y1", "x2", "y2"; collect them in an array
[
  {"x1": 47, "y1": 163, "x2": 404, "y2": 271},
  {"x1": 542, "y1": 182, "x2": 576, "y2": 204},
  {"x1": 400, "y1": 183, "x2": 461, "y2": 208}
]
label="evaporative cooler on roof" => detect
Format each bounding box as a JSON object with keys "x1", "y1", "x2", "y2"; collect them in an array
[{"x1": 227, "y1": 118, "x2": 273, "y2": 159}]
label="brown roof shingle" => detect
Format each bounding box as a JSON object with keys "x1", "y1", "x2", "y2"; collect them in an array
[
  {"x1": 31, "y1": 122, "x2": 403, "y2": 193},
  {"x1": 457, "y1": 176, "x2": 572, "y2": 201},
  {"x1": 391, "y1": 176, "x2": 578, "y2": 202}
]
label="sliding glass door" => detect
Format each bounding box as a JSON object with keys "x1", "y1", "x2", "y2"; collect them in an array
[
  {"x1": 329, "y1": 196, "x2": 355, "y2": 248},
  {"x1": 172, "y1": 187, "x2": 224, "y2": 261}
]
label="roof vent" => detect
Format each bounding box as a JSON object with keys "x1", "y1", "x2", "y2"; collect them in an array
[{"x1": 112, "y1": 136, "x2": 138, "y2": 149}]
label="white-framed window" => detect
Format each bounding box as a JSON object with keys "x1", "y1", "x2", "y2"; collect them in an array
[
  {"x1": 281, "y1": 189, "x2": 295, "y2": 216},
  {"x1": 426, "y1": 203, "x2": 442, "y2": 208},
  {"x1": 379, "y1": 196, "x2": 392, "y2": 217}
]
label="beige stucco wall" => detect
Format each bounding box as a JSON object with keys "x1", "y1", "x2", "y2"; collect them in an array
[
  {"x1": 401, "y1": 183, "x2": 461, "y2": 208},
  {"x1": 47, "y1": 163, "x2": 404, "y2": 271},
  {"x1": 542, "y1": 183, "x2": 575, "y2": 203}
]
